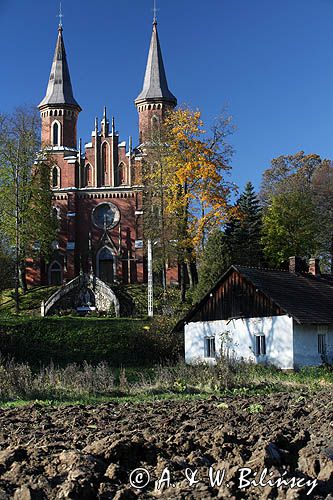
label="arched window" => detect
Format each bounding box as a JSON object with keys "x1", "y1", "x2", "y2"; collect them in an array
[
  {"x1": 49, "y1": 261, "x2": 62, "y2": 286},
  {"x1": 102, "y1": 142, "x2": 109, "y2": 185},
  {"x1": 118, "y1": 162, "x2": 127, "y2": 186},
  {"x1": 53, "y1": 122, "x2": 60, "y2": 146},
  {"x1": 86, "y1": 163, "x2": 92, "y2": 186},
  {"x1": 52, "y1": 206, "x2": 60, "y2": 219},
  {"x1": 52, "y1": 166, "x2": 60, "y2": 188}
]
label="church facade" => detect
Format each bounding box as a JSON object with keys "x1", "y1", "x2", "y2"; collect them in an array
[{"x1": 26, "y1": 18, "x2": 177, "y2": 287}]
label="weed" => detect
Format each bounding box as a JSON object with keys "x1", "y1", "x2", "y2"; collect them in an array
[{"x1": 247, "y1": 403, "x2": 264, "y2": 414}]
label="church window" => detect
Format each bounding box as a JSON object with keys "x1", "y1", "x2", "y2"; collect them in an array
[
  {"x1": 54, "y1": 110, "x2": 58, "y2": 116},
  {"x1": 92, "y1": 202, "x2": 120, "y2": 230},
  {"x1": 52, "y1": 166, "x2": 60, "y2": 188},
  {"x1": 52, "y1": 206, "x2": 60, "y2": 219},
  {"x1": 115, "y1": 162, "x2": 126, "y2": 186},
  {"x1": 102, "y1": 142, "x2": 109, "y2": 175},
  {"x1": 53, "y1": 122, "x2": 60, "y2": 146}
]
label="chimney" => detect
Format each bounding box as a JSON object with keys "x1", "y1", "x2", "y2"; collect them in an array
[
  {"x1": 289, "y1": 256, "x2": 305, "y2": 273},
  {"x1": 308, "y1": 258, "x2": 320, "y2": 276}
]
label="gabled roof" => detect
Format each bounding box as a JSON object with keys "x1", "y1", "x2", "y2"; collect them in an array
[
  {"x1": 182, "y1": 265, "x2": 333, "y2": 326},
  {"x1": 39, "y1": 26, "x2": 81, "y2": 110},
  {"x1": 135, "y1": 21, "x2": 177, "y2": 106}
]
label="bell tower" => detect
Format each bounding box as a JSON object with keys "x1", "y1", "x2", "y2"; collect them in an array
[
  {"x1": 38, "y1": 24, "x2": 81, "y2": 150},
  {"x1": 135, "y1": 18, "x2": 177, "y2": 144}
]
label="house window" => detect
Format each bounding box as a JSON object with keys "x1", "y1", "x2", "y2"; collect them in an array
[
  {"x1": 255, "y1": 335, "x2": 266, "y2": 356},
  {"x1": 318, "y1": 334, "x2": 327, "y2": 355},
  {"x1": 204, "y1": 337, "x2": 216, "y2": 358},
  {"x1": 317, "y1": 325, "x2": 328, "y2": 355}
]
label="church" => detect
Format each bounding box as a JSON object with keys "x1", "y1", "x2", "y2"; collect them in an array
[{"x1": 26, "y1": 15, "x2": 177, "y2": 288}]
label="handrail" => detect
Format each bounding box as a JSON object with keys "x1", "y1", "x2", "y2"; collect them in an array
[
  {"x1": 41, "y1": 274, "x2": 120, "y2": 317},
  {"x1": 42, "y1": 275, "x2": 83, "y2": 316}
]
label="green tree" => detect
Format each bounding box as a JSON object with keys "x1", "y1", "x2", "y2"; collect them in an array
[
  {"x1": 193, "y1": 229, "x2": 231, "y2": 302},
  {"x1": 0, "y1": 107, "x2": 57, "y2": 309},
  {"x1": 260, "y1": 151, "x2": 333, "y2": 268},
  {"x1": 225, "y1": 181, "x2": 264, "y2": 266},
  {"x1": 260, "y1": 151, "x2": 322, "y2": 205},
  {"x1": 261, "y1": 189, "x2": 318, "y2": 266}
]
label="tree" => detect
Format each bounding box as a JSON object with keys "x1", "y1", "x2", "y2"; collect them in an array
[
  {"x1": 0, "y1": 107, "x2": 57, "y2": 310},
  {"x1": 261, "y1": 189, "x2": 318, "y2": 266},
  {"x1": 143, "y1": 107, "x2": 236, "y2": 301},
  {"x1": 193, "y1": 229, "x2": 231, "y2": 302},
  {"x1": 260, "y1": 151, "x2": 333, "y2": 268},
  {"x1": 311, "y1": 160, "x2": 333, "y2": 270},
  {"x1": 225, "y1": 181, "x2": 263, "y2": 267},
  {"x1": 260, "y1": 151, "x2": 322, "y2": 205}
]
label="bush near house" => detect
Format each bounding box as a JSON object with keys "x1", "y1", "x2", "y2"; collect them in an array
[{"x1": 0, "y1": 316, "x2": 183, "y2": 366}]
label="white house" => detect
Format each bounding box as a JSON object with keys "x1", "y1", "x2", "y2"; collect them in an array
[{"x1": 183, "y1": 259, "x2": 333, "y2": 369}]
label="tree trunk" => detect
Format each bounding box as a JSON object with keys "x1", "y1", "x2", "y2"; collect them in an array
[
  {"x1": 180, "y1": 261, "x2": 186, "y2": 302},
  {"x1": 19, "y1": 263, "x2": 27, "y2": 294},
  {"x1": 187, "y1": 262, "x2": 194, "y2": 289}
]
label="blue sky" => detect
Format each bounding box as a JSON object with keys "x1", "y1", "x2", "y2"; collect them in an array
[{"x1": 1, "y1": 0, "x2": 333, "y2": 192}]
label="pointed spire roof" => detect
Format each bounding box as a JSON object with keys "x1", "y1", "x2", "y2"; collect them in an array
[
  {"x1": 39, "y1": 26, "x2": 81, "y2": 110},
  {"x1": 135, "y1": 20, "x2": 177, "y2": 106}
]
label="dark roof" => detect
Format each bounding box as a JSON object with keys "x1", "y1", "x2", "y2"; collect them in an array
[
  {"x1": 135, "y1": 21, "x2": 177, "y2": 106},
  {"x1": 183, "y1": 265, "x2": 333, "y2": 325},
  {"x1": 39, "y1": 27, "x2": 81, "y2": 109}
]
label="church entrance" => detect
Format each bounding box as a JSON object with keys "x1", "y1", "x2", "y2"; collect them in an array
[
  {"x1": 97, "y1": 247, "x2": 114, "y2": 284},
  {"x1": 49, "y1": 261, "x2": 62, "y2": 285}
]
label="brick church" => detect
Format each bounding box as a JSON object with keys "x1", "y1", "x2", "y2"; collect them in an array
[{"x1": 26, "y1": 16, "x2": 177, "y2": 287}]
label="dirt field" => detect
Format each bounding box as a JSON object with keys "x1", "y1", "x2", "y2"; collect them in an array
[{"x1": 0, "y1": 391, "x2": 332, "y2": 499}]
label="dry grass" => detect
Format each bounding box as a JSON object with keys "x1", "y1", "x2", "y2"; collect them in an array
[{"x1": 0, "y1": 355, "x2": 332, "y2": 404}]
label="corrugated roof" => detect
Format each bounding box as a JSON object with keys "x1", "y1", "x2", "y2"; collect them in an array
[
  {"x1": 39, "y1": 26, "x2": 81, "y2": 109},
  {"x1": 135, "y1": 21, "x2": 177, "y2": 105}
]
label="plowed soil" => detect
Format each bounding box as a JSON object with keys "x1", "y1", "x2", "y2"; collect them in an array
[{"x1": 0, "y1": 391, "x2": 332, "y2": 499}]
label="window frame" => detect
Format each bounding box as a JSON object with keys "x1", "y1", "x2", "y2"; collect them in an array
[
  {"x1": 204, "y1": 336, "x2": 216, "y2": 359},
  {"x1": 255, "y1": 334, "x2": 266, "y2": 356}
]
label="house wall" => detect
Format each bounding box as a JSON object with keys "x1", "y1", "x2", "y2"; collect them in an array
[
  {"x1": 185, "y1": 315, "x2": 294, "y2": 369},
  {"x1": 293, "y1": 321, "x2": 333, "y2": 367}
]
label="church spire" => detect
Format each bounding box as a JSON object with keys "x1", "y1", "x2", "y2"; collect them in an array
[
  {"x1": 135, "y1": 19, "x2": 177, "y2": 106},
  {"x1": 38, "y1": 24, "x2": 81, "y2": 110}
]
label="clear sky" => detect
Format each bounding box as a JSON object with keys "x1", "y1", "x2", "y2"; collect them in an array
[{"x1": 1, "y1": 0, "x2": 333, "y2": 192}]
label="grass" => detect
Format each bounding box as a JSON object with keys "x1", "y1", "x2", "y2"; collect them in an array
[
  {"x1": 0, "y1": 357, "x2": 331, "y2": 408},
  {"x1": 0, "y1": 286, "x2": 59, "y2": 316},
  {"x1": 0, "y1": 315, "x2": 181, "y2": 366}
]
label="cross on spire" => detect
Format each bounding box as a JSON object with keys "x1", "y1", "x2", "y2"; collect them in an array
[
  {"x1": 57, "y1": 2, "x2": 64, "y2": 28},
  {"x1": 153, "y1": 0, "x2": 158, "y2": 24}
]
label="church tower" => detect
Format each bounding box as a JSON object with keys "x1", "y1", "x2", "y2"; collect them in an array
[
  {"x1": 38, "y1": 23, "x2": 81, "y2": 155},
  {"x1": 135, "y1": 18, "x2": 177, "y2": 144}
]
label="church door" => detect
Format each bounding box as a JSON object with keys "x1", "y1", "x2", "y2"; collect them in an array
[
  {"x1": 98, "y1": 247, "x2": 114, "y2": 283},
  {"x1": 49, "y1": 261, "x2": 62, "y2": 285}
]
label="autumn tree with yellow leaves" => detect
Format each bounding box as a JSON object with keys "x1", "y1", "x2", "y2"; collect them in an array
[{"x1": 143, "y1": 107, "x2": 236, "y2": 301}]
